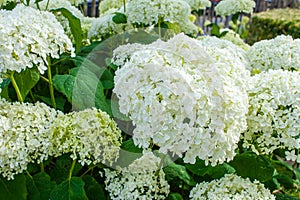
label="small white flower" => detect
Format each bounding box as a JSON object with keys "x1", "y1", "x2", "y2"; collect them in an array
[
  {"x1": 0, "y1": 4, "x2": 74, "y2": 74},
  {"x1": 104, "y1": 151, "x2": 170, "y2": 200},
  {"x1": 48, "y1": 108, "x2": 122, "y2": 166},
  {"x1": 246, "y1": 35, "x2": 300, "y2": 73},
  {"x1": 215, "y1": 0, "x2": 256, "y2": 17},
  {"x1": 244, "y1": 69, "x2": 300, "y2": 162},
  {"x1": 190, "y1": 174, "x2": 276, "y2": 200}
]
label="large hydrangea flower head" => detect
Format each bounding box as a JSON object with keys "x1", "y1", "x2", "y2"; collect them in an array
[
  {"x1": 88, "y1": 10, "x2": 131, "y2": 41},
  {"x1": 215, "y1": 0, "x2": 256, "y2": 17},
  {"x1": 0, "y1": 4, "x2": 74, "y2": 74},
  {"x1": 246, "y1": 35, "x2": 300, "y2": 73},
  {"x1": 0, "y1": 98, "x2": 62, "y2": 180},
  {"x1": 190, "y1": 174, "x2": 276, "y2": 199},
  {"x1": 183, "y1": 0, "x2": 211, "y2": 11},
  {"x1": 49, "y1": 108, "x2": 122, "y2": 166},
  {"x1": 243, "y1": 69, "x2": 300, "y2": 163},
  {"x1": 99, "y1": 0, "x2": 132, "y2": 15},
  {"x1": 113, "y1": 33, "x2": 249, "y2": 166},
  {"x1": 125, "y1": 0, "x2": 191, "y2": 26},
  {"x1": 104, "y1": 151, "x2": 170, "y2": 200}
]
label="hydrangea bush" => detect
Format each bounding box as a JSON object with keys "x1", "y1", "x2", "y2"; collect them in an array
[{"x1": 0, "y1": 1, "x2": 299, "y2": 200}]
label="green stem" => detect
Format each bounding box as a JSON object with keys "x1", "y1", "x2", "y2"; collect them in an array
[
  {"x1": 80, "y1": 166, "x2": 95, "y2": 178},
  {"x1": 30, "y1": 90, "x2": 36, "y2": 102},
  {"x1": 155, "y1": 154, "x2": 167, "y2": 176},
  {"x1": 40, "y1": 162, "x2": 44, "y2": 173},
  {"x1": 9, "y1": 71, "x2": 23, "y2": 102},
  {"x1": 158, "y1": 20, "x2": 162, "y2": 39},
  {"x1": 47, "y1": 56, "x2": 56, "y2": 109},
  {"x1": 68, "y1": 159, "x2": 77, "y2": 180}
]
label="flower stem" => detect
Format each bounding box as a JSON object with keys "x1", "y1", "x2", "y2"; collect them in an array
[
  {"x1": 9, "y1": 71, "x2": 23, "y2": 102},
  {"x1": 68, "y1": 159, "x2": 77, "y2": 180},
  {"x1": 123, "y1": 0, "x2": 126, "y2": 12},
  {"x1": 47, "y1": 56, "x2": 56, "y2": 109},
  {"x1": 40, "y1": 162, "x2": 44, "y2": 173},
  {"x1": 155, "y1": 154, "x2": 167, "y2": 176}
]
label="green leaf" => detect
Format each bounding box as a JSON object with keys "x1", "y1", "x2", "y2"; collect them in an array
[
  {"x1": 274, "y1": 174, "x2": 295, "y2": 189},
  {"x1": 0, "y1": 79, "x2": 10, "y2": 88},
  {"x1": 229, "y1": 152, "x2": 275, "y2": 182},
  {"x1": 185, "y1": 158, "x2": 235, "y2": 179},
  {"x1": 49, "y1": 154, "x2": 82, "y2": 184},
  {"x1": 26, "y1": 172, "x2": 56, "y2": 200},
  {"x1": 231, "y1": 12, "x2": 240, "y2": 25},
  {"x1": 112, "y1": 12, "x2": 127, "y2": 24},
  {"x1": 13, "y1": 67, "x2": 40, "y2": 100},
  {"x1": 0, "y1": 174, "x2": 27, "y2": 200},
  {"x1": 164, "y1": 162, "x2": 196, "y2": 186},
  {"x1": 53, "y1": 66, "x2": 111, "y2": 114},
  {"x1": 82, "y1": 175, "x2": 106, "y2": 200},
  {"x1": 275, "y1": 193, "x2": 300, "y2": 200},
  {"x1": 51, "y1": 8, "x2": 82, "y2": 54},
  {"x1": 36, "y1": 95, "x2": 66, "y2": 111},
  {"x1": 50, "y1": 177, "x2": 88, "y2": 200},
  {"x1": 121, "y1": 138, "x2": 143, "y2": 153},
  {"x1": 166, "y1": 193, "x2": 184, "y2": 200},
  {"x1": 102, "y1": 80, "x2": 114, "y2": 89}
]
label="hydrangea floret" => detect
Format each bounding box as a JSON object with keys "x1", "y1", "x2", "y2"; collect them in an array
[
  {"x1": 49, "y1": 108, "x2": 122, "y2": 166},
  {"x1": 215, "y1": 0, "x2": 256, "y2": 17},
  {"x1": 0, "y1": 4, "x2": 74, "y2": 74},
  {"x1": 246, "y1": 35, "x2": 300, "y2": 73},
  {"x1": 183, "y1": 0, "x2": 211, "y2": 11},
  {"x1": 243, "y1": 69, "x2": 300, "y2": 163},
  {"x1": 104, "y1": 151, "x2": 170, "y2": 200},
  {"x1": 189, "y1": 174, "x2": 276, "y2": 200},
  {"x1": 113, "y1": 33, "x2": 248, "y2": 166},
  {"x1": 0, "y1": 98, "x2": 62, "y2": 180},
  {"x1": 99, "y1": 0, "x2": 130, "y2": 15},
  {"x1": 125, "y1": 0, "x2": 191, "y2": 26}
]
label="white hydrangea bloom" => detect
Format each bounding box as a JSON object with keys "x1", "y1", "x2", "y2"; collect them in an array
[
  {"x1": 246, "y1": 35, "x2": 300, "y2": 73},
  {"x1": 183, "y1": 0, "x2": 211, "y2": 11},
  {"x1": 104, "y1": 151, "x2": 170, "y2": 200},
  {"x1": 190, "y1": 174, "x2": 276, "y2": 200},
  {"x1": 0, "y1": 99, "x2": 62, "y2": 180},
  {"x1": 113, "y1": 34, "x2": 248, "y2": 166},
  {"x1": 88, "y1": 10, "x2": 129, "y2": 40},
  {"x1": 30, "y1": 0, "x2": 84, "y2": 41},
  {"x1": 31, "y1": 0, "x2": 84, "y2": 19},
  {"x1": 0, "y1": 4, "x2": 74, "y2": 74},
  {"x1": 99, "y1": 0, "x2": 130, "y2": 15},
  {"x1": 243, "y1": 69, "x2": 300, "y2": 162},
  {"x1": 125, "y1": 0, "x2": 191, "y2": 26},
  {"x1": 220, "y1": 28, "x2": 250, "y2": 50},
  {"x1": 215, "y1": 0, "x2": 256, "y2": 17},
  {"x1": 49, "y1": 108, "x2": 122, "y2": 166},
  {"x1": 197, "y1": 36, "x2": 250, "y2": 73}
]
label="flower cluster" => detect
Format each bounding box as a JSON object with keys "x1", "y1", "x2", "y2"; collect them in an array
[
  {"x1": 220, "y1": 28, "x2": 250, "y2": 50},
  {"x1": 30, "y1": 0, "x2": 85, "y2": 42},
  {"x1": 49, "y1": 108, "x2": 122, "y2": 166},
  {"x1": 113, "y1": 33, "x2": 248, "y2": 166},
  {"x1": 99, "y1": 0, "x2": 129, "y2": 15},
  {"x1": 183, "y1": 0, "x2": 211, "y2": 11},
  {"x1": 246, "y1": 35, "x2": 300, "y2": 73},
  {"x1": 88, "y1": 10, "x2": 130, "y2": 41},
  {"x1": 243, "y1": 69, "x2": 300, "y2": 162},
  {"x1": 125, "y1": 0, "x2": 191, "y2": 26},
  {"x1": 215, "y1": 0, "x2": 256, "y2": 17},
  {"x1": 189, "y1": 174, "x2": 276, "y2": 200},
  {"x1": 31, "y1": 0, "x2": 84, "y2": 19},
  {"x1": 0, "y1": 4, "x2": 74, "y2": 74},
  {"x1": 0, "y1": 99, "x2": 62, "y2": 180},
  {"x1": 104, "y1": 151, "x2": 170, "y2": 200}
]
